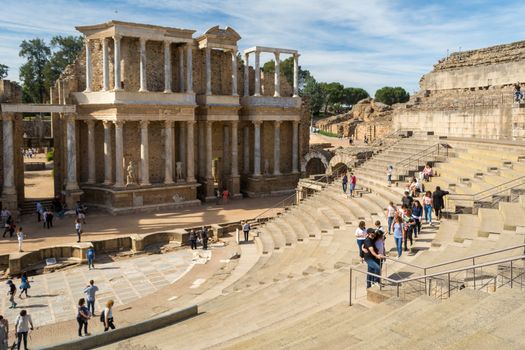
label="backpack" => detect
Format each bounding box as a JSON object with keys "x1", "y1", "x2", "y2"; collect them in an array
[{"x1": 100, "y1": 309, "x2": 105, "y2": 322}]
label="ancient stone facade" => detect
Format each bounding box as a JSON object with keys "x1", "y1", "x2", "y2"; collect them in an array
[{"x1": 45, "y1": 20, "x2": 306, "y2": 213}]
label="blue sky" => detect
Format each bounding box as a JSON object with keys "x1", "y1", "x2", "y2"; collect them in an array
[{"x1": 1, "y1": 0, "x2": 524, "y2": 94}]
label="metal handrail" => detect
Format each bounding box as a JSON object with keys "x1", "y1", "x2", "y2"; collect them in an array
[
  {"x1": 394, "y1": 143, "x2": 450, "y2": 171},
  {"x1": 449, "y1": 174, "x2": 525, "y2": 202},
  {"x1": 349, "y1": 255, "x2": 525, "y2": 305}
]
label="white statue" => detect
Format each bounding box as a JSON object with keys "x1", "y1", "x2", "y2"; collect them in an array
[
  {"x1": 176, "y1": 161, "x2": 183, "y2": 181},
  {"x1": 126, "y1": 160, "x2": 137, "y2": 185}
]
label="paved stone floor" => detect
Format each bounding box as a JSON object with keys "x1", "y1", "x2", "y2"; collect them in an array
[{"x1": 0, "y1": 248, "x2": 209, "y2": 328}]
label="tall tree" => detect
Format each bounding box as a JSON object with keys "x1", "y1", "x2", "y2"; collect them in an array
[
  {"x1": 19, "y1": 38, "x2": 51, "y2": 103},
  {"x1": 374, "y1": 86, "x2": 410, "y2": 105},
  {"x1": 302, "y1": 75, "x2": 325, "y2": 116},
  {"x1": 262, "y1": 57, "x2": 310, "y2": 92},
  {"x1": 44, "y1": 35, "x2": 84, "y2": 91},
  {"x1": 0, "y1": 64, "x2": 8, "y2": 79},
  {"x1": 342, "y1": 87, "x2": 369, "y2": 106}
]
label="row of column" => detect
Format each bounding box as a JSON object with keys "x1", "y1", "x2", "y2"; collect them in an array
[
  {"x1": 204, "y1": 47, "x2": 238, "y2": 96},
  {"x1": 2, "y1": 114, "x2": 16, "y2": 196},
  {"x1": 85, "y1": 36, "x2": 193, "y2": 94},
  {"x1": 78, "y1": 119, "x2": 196, "y2": 188},
  {"x1": 243, "y1": 51, "x2": 299, "y2": 98}
]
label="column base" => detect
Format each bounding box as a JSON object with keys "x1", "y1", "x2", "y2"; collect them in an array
[
  {"x1": 228, "y1": 175, "x2": 241, "y2": 198},
  {"x1": 65, "y1": 189, "x2": 84, "y2": 211},
  {"x1": 0, "y1": 192, "x2": 18, "y2": 219}
]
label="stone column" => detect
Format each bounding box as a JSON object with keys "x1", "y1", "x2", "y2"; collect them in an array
[
  {"x1": 139, "y1": 38, "x2": 148, "y2": 92},
  {"x1": 84, "y1": 38, "x2": 92, "y2": 92},
  {"x1": 243, "y1": 126, "x2": 250, "y2": 174},
  {"x1": 113, "y1": 35, "x2": 122, "y2": 91},
  {"x1": 66, "y1": 114, "x2": 79, "y2": 190},
  {"x1": 253, "y1": 120, "x2": 262, "y2": 176},
  {"x1": 103, "y1": 121, "x2": 112, "y2": 185},
  {"x1": 164, "y1": 120, "x2": 174, "y2": 184},
  {"x1": 273, "y1": 121, "x2": 281, "y2": 175},
  {"x1": 205, "y1": 47, "x2": 212, "y2": 95},
  {"x1": 179, "y1": 122, "x2": 186, "y2": 171},
  {"x1": 292, "y1": 121, "x2": 299, "y2": 173},
  {"x1": 114, "y1": 121, "x2": 125, "y2": 188},
  {"x1": 2, "y1": 114, "x2": 16, "y2": 195},
  {"x1": 186, "y1": 121, "x2": 195, "y2": 182},
  {"x1": 102, "y1": 38, "x2": 110, "y2": 91},
  {"x1": 178, "y1": 46, "x2": 184, "y2": 92},
  {"x1": 164, "y1": 41, "x2": 172, "y2": 93},
  {"x1": 186, "y1": 44, "x2": 193, "y2": 93},
  {"x1": 243, "y1": 53, "x2": 249, "y2": 96},
  {"x1": 274, "y1": 51, "x2": 280, "y2": 97},
  {"x1": 139, "y1": 120, "x2": 150, "y2": 186},
  {"x1": 254, "y1": 51, "x2": 261, "y2": 96},
  {"x1": 86, "y1": 120, "x2": 96, "y2": 184},
  {"x1": 206, "y1": 121, "x2": 213, "y2": 179},
  {"x1": 223, "y1": 124, "x2": 230, "y2": 175},
  {"x1": 231, "y1": 121, "x2": 239, "y2": 176},
  {"x1": 293, "y1": 54, "x2": 299, "y2": 97},
  {"x1": 198, "y1": 122, "x2": 206, "y2": 178},
  {"x1": 231, "y1": 50, "x2": 238, "y2": 96}
]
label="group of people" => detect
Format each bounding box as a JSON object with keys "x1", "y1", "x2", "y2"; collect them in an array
[
  {"x1": 188, "y1": 227, "x2": 210, "y2": 250},
  {"x1": 77, "y1": 280, "x2": 116, "y2": 337},
  {"x1": 341, "y1": 173, "x2": 358, "y2": 197},
  {"x1": 22, "y1": 148, "x2": 38, "y2": 159},
  {"x1": 356, "y1": 186, "x2": 450, "y2": 288}
]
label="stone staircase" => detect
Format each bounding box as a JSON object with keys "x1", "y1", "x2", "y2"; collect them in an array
[{"x1": 20, "y1": 198, "x2": 54, "y2": 216}]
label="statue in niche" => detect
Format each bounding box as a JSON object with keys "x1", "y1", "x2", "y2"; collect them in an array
[
  {"x1": 126, "y1": 160, "x2": 137, "y2": 186},
  {"x1": 264, "y1": 159, "x2": 270, "y2": 176},
  {"x1": 176, "y1": 161, "x2": 184, "y2": 182}
]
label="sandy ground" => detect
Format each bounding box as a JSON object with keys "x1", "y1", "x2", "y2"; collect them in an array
[
  {"x1": 309, "y1": 132, "x2": 355, "y2": 148},
  {"x1": 23, "y1": 153, "x2": 54, "y2": 199}
]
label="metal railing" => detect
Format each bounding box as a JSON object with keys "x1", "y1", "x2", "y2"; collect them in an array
[
  {"x1": 448, "y1": 174, "x2": 525, "y2": 205},
  {"x1": 349, "y1": 255, "x2": 525, "y2": 306},
  {"x1": 394, "y1": 143, "x2": 451, "y2": 173}
]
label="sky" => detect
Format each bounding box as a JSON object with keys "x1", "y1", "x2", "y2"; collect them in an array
[{"x1": 1, "y1": 0, "x2": 524, "y2": 95}]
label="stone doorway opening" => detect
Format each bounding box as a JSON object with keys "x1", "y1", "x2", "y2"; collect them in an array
[{"x1": 305, "y1": 157, "x2": 326, "y2": 176}]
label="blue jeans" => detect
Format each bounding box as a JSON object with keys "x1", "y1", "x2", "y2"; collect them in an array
[
  {"x1": 87, "y1": 257, "x2": 94, "y2": 269},
  {"x1": 395, "y1": 237, "x2": 403, "y2": 257},
  {"x1": 17, "y1": 332, "x2": 27, "y2": 350},
  {"x1": 342, "y1": 183, "x2": 347, "y2": 193},
  {"x1": 357, "y1": 240, "x2": 364, "y2": 258},
  {"x1": 387, "y1": 217, "x2": 394, "y2": 235},
  {"x1": 365, "y1": 258, "x2": 381, "y2": 288},
  {"x1": 424, "y1": 205, "x2": 432, "y2": 223},
  {"x1": 87, "y1": 299, "x2": 95, "y2": 315}
]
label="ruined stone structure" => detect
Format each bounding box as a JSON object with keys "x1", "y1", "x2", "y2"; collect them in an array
[
  {"x1": 393, "y1": 40, "x2": 525, "y2": 139},
  {"x1": 27, "y1": 20, "x2": 307, "y2": 214}
]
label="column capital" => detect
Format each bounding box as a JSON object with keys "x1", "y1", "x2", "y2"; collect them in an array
[
  {"x1": 113, "y1": 34, "x2": 122, "y2": 41},
  {"x1": 139, "y1": 120, "x2": 149, "y2": 129},
  {"x1": 113, "y1": 120, "x2": 125, "y2": 128},
  {"x1": 274, "y1": 51, "x2": 280, "y2": 60},
  {"x1": 252, "y1": 120, "x2": 263, "y2": 126},
  {"x1": 84, "y1": 119, "x2": 95, "y2": 127},
  {"x1": 164, "y1": 120, "x2": 174, "y2": 128},
  {"x1": 102, "y1": 120, "x2": 112, "y2": 128},
  {"x1": 231, "y1": 120, "x2": 239, "y2": 127},
  {"x1": 1, "y1": 112, "x2": 15, "y2": 121},
  {"x1": 139, "y1": 37, "x2": 147, "y2": 46},
  {"x1": 65, "y1": 113, "x2": 77, "y2": 122},
  {"x1": 274, "y1": 120, "x2": 282, "y2": 128},
  {"x1": 164, "y1": 40, "x2": 171, "y2": 47},
  {"x1": 187, "y1": 120, "x2": 196, "y2": 126}
]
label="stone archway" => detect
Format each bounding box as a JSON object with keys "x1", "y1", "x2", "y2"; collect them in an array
[
  {"x1": 302, "y1": 150, "x2": 330, "y2": 176},
  {"x1": 328, "y1": 153, "x2": 354, "y2": 174}
]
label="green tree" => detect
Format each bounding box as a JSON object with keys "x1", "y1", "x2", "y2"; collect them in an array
[
  {"x1": 342, "y1": 87, "x2": 369, "y2": 106},
  {"x1": 374, "y1": 86, "x2": 410, "y2": 105},
  {"x1": 19, "y1": 38, "x2": 51, "y2": 103},
  {"x1": 262, "y1": 57, "x2": 310, "y2": 92},
  {"x1": 302, "y1": 75, "x2": 325, "y2": 116},
  {"x1": 319, "y1": 82, "x2": 345, "y2": 114},
  {"x1": 44, "y1": 35, "x2": 84, "y2": 91},
  {"x1": 0, "y1": 64, "x2": 8, "y2": 79}
]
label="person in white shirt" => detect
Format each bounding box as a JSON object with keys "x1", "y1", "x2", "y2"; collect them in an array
[
  {"x1": 75, "y1": 219, "x2": 82, "y2": 243},
  {"x1": 16, "y1": 228, "x2": 24, "y2": 253},
  {"x1": 15, "y1": 309, "x2": 33, "y2": 350},
  {"x1": 355, "y1": 221, "x2": 367, "y2": 259},
  {"x1": 103, "y1": 300, "x2": 115, "y2": 331},
  {"x1": 242, "y1": 221, "x2": 251, "y2": 242}
]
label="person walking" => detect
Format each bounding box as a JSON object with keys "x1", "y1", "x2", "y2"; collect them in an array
[
  {"x1": 14, "y1": 310, "x2": 33, "y2": 350},
  {"x1": 16, "y1": 228, "x2": 24, "y2": 253},
  {"x1": 84, "y1": 280, "x2": 98, "y2": 316},
  {"x1": 391, "y1": 216, "x2": 404, "y2": 258},
  {"x1": 242, "y1": 221, "x2": 251, "y2": 242},
  {"x1": 362, "y1": 229, "x2": 384, "y2": 288},
  {"x1": 77, "y1": 298, "x2": 91, "y2": 337},
  {"x1": 342, "y1": 173, "x2": 348, "y2": 194},
  {"x1": 87, "y1": 246, "x2": 95, "y2": 269},
  {"x1": 349, "y1": 173, "x2": 357, "y2": 197},
  {"x1": 35, "y1": 202, "x2": 43, "y2": 223},
  {"x1": 44, "y1": 209, "x2": 53, "y2": 229},
  {"x1": 386, "y1": 165, "x2": 393, "y2": 186},
  {"x1": 0, "y1": 315, "x2": 8, "y2": 350},
  {"x1": 189, "y1": 230, "x2": 197, "y2": 250},
  {"x1": 201, "y1": 227, "x2": 209, "y2": 250},
  {"x1": 6, "y1": 281, "x2": 16, "y2": 309},
  {"x1": 432, "y1": 186, "x2": 450, "y2": 220},
  {"x1": 386, "y1": 202, "x2": 396, "y2": 235},
  {"x1": 411, "y1": 200, "x2": 423, "y2": 238},
  {"x1": 0, "y1": 209, "x2": 10, "y2": 228},
  {"x1": 102, "y1": 300, "x2": 115, "y2": 332},
  {"x1": 423, "y1": 191, "x2": 433, "y2": 226},
  {"x1": 75, "y1": 219, "x2": 82, "y2": 243},
  {"x1": 355, "y1": 221, "x2": 367, "y2": 259},
  {"x1": 402, "y1": 191, "x2": 413, "y2": 208},
  {"x1": 18, "y1": 273, "x2": 30, "y2": 298},
  {"x1": 3, "y1": 216, "x2": 15, "y2": 238}
]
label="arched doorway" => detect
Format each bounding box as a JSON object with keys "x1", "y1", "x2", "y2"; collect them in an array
[
  {"x1": 331, "y1": 162, "x2": 348, "y2": 175},
  {"x1": 305, "y1": 158, "x2": 326, "y2": 176}
]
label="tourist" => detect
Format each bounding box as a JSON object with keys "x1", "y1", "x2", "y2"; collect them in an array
[
  {"x1": 77, "y1": 298, "x2": 91, "y2": 337},
  {"x1": 76, "y1": 219, "x2": 83, "y2": 243},
  {"x1": 374, "y1": 228, "x2": 386, "y2": 271},
  {"x1": 87, "y1": 246, "x2": 95, "y2": 269},
  {"x1": 201, "y1": 227, "x2": 209, "y2": 250},
  {"x1": 14, "y1": 310, "x2": 33, "y2": 350},
  {"x1": 348, "y1": 135, "x2": 353, "y2": 145},
  {"x1": 215, "y1": 189, "x2": 221, "y2": 205},
  {"x1": 242, "y1": 221, "x2": 251, "y2": 242},
  {"x1": 342, "y1": 173, "x2": 348, "y2": 194},
  {"x1": 102, "y1": 300, "x2": 115, "y2": 331},
  {"x1": 374, "y1": 220, "x2": 385, "y2": 236},
  {"x1": 0, "y1": 315, "x2": 8, "y2": 350},
  {"x1": 423, "y1": 164, "x2": 433, "y2": 181},
  {"x1": 84, "y1": 280, "x2": 99, "y2": 316},
  {"x1": 3, "y1": 216, "x2": 15, "y2": 238},
  {"x1": 189, "y1": 230, "x2": 197, "y2": 250},
  {"x1": 423, "y1": 191, "x2": 433, "y2": 225},
  {"x1": 404, "y1": 218, "x2": 415, "y2": 252},
  {"x1": 514, "y1": 82, "x2": 523, "y2": 102},
  {"x1": 349, "y1": 173, "x2": 357, "y2": 197},
  {"x1": 35, "y1": 202, "x2": 44, "y2": 223},
  {"x1": 362, "y1": 229, "x2": 383, "y2": 288},
  {"x1": 76, "y1": 201, "x2": 87, "y2": 224},
  {"x1": 52, "y1": 196, "x2": 65, "y2": 218},
  {"x1": 386, "y1": 165, "x2": 393, "y2": 186},
  {"x1": 401, "y1": 191, "x2": 413, "y2": 208},
  {"x1": 45, "y1": 208, "x2": 54, "y2": 228},
  {"x1": 432, "y1": 186, "x2": 450, "y2": 220},
  {"x1": 355, "y1": 221, "x2": 367, "y2": 259},
  {"x1": 19, "y1": 273, "x2": 30, "y2": 298},
  {"x1": 411, "y1": 200, "x2": 423, "y2": 238},
  {"x1": 7, "y1": 280, "x2": 17, "y2": 309},
  {"x1": 222, "y1": 188, "x2": 229, "y2": 204},
  {"x1": 0, "y1": 208, "x2": 10, "y2": 228},
  {"x1": 386, "y1": 202, "x2": 396, "y2": 235},
  {"x1": 16, "y1": 228, "x2": 24, "y2": 253},
  {"x1": 364, "y1": 135, "x2": 369, "y2": 144},
  {"x1": 391, "y1": 216, "x2": 403, "y2": 258}
]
